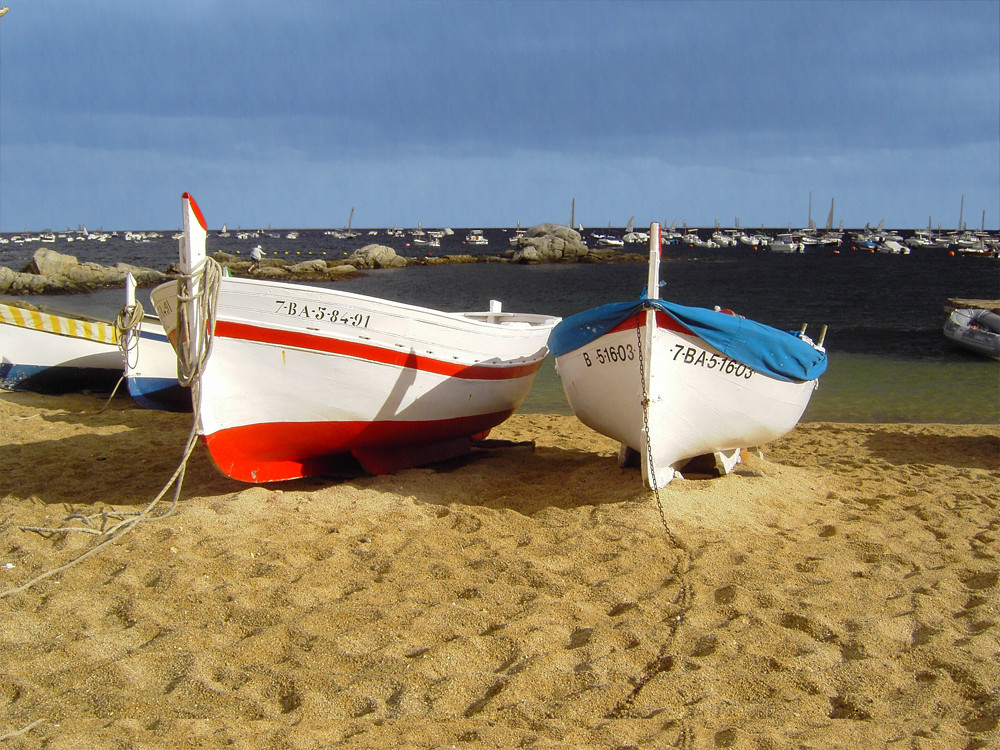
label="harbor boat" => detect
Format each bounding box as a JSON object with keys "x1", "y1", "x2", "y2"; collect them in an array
[
  {"x1": 509, "y1": 221, "x2": 526, "y2": 247},
  {"x1": 590, "y1": 231, "x2": 625, "y2": 249},
  {"x1": 711, "y1": 227, "x2": 737, "y2": 247},
  {"x1": 769, "y1": 233, "x2": 805, "y2": 253},
  {"x1": 943, "y1": 307, "x2": 1000, "y2": 359},
  {"x1": 681, "y1": 229, "x2": 718, "y2": 249},
  {"x1": 622, "y1": 216, "x2": 649, "y2": 245},
  {"x1": 878, "y1": 240, "x2": 910, "y2": 255},
  {"x1": 464, "y1": 229, "x2": 489, "y2": 246},
  {"x1": 549, "y1": 222, "x2": 828, "y2": 487},
  {"x1": 737, "y1": 231, "x2": 771, "y2": 249},
  {"x1": 119, "y1": 273, "x2": 192, "y2": 411},
  {"x1": 0, "y1": 301, "x2": 123, "y2": 394},
  {"x1": 150, "y1": 193, "x2": 561, "y2": 483}
]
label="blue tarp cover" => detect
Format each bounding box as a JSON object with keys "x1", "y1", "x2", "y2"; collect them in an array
[{"x1": 548, "y1": 296, "x2": 828, "y2": 383}]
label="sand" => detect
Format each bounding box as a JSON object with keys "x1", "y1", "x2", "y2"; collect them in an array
[{"x1": 1, "y1": 390, "x2": 997, "y2": 749}]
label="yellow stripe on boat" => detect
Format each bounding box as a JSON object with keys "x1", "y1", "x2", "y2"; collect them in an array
[{"x1": 0, "y1": 303, "x2": 118, "y2": 345}]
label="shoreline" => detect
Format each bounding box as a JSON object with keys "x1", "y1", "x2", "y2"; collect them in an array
[{"x1": 1, "y1": 391, "x2": 998, "y2": 747}]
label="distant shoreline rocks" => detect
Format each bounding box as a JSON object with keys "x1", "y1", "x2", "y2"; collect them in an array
[
  {"x1": 0, "y1": 248, "x2": 171, "y2": 295},
  {"x1": 508, "y1": 224, "x2": 643, "y2": 264},
  {"x1": 0, "y1": 226, "x2": 644, "y2": 295}
]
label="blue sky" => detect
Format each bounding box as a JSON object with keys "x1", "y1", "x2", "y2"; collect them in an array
[{"x1": 0, "y1": 0, "x2": 997, "y2": 231}]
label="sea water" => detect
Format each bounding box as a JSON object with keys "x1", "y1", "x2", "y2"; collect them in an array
[
  {"x1": 332, "y1": 258, "x2": 1000, "y2": 423},
  {"x1": 2, "y1": 232, "x2": 998, "y2": 423}
]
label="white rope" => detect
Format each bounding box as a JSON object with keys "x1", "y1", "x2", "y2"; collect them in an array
[
  {"x1": 176, "y1": 257, "x2": 221, "y2": 387},
  {"x1": 0, "y1": 260, "x2": 222, "y2": 599},
  {"x1": 0, "y1": 412, "x2": 201, "y2": 599},
  {"x1": 114, "y1": 298, "x2": 144, "y2": 370},
  {"x1": 0, "y1": 718, "x2": 47, "y2": 741}
]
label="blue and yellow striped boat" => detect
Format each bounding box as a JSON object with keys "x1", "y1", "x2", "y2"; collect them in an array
[{"x1": 0, "y1": 302, "x2": 124, "y2": 393}]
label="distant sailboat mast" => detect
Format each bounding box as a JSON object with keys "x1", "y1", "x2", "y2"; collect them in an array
[{"x1": 346, "y1": 207, "x2": 356, "y2": 238}]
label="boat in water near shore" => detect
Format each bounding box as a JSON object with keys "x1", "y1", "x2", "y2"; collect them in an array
[{"x1": 943, "y1": 307, "x2": 1000, "y2": 359}]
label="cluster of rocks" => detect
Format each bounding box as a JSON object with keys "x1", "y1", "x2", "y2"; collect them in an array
[
  {"x1": 507, "y1": 224, "x2": 644, "y2": 264},
  {"x1": 1, "y1": 225, "x2": 644, "y2": 295},
  {"x1": 0, "y1": 248, "x2": 171, "y2": 294},
  {"x1": 507, "y1": 223, "x2": 589, "y2": 262}
]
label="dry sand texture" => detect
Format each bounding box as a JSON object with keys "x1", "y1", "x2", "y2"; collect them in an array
[{"x1": 1, "y1": 391, "x2": 998, "y2": 748}]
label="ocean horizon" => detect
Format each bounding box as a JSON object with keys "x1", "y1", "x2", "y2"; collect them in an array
[{"x1": 3, "y1": 230, "x2": 997, "y2": 424}]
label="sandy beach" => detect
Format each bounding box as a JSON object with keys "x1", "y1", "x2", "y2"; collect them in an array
[{"x1": 1, "y1": 391, "x2": 997, "y2": 748}]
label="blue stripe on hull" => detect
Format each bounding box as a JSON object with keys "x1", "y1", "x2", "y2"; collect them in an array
[{"x1": 126, "y1": 376, "x2": 192, "y2": 412}]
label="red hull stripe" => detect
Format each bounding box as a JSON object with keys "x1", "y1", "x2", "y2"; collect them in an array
[
  {"x1": 213, "y1": 320, "x2": 543, "y2": 380},
  {"x1": 203, "y1": 411, "x2": 513, "y2": 482},
  {"x1": 607, "y1": 310, "x2": 693, "y2": 336}
]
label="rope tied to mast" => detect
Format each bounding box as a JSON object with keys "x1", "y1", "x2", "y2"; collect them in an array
[
  {"x1": 114, "y1": 297, "x2": 144, "y2": 369},
  {"x1": 175, "y1": 256, "x2": 222, "y2": 388}
]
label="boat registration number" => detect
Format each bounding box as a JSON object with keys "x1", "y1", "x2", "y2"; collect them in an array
[
  {"x1": 672, "y1": 344, "x2": 755, "y2": 379},
  {"x1": 274, "y1": 300, "x2": 371, "y2": 329},
  {"x1": 582, "y1": 344, "x2": 635, "y2": 367}
]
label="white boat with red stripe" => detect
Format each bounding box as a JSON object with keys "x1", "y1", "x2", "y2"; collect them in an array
[{"x1": 150, "y1": 193, "x2": 560, "y2": 482}]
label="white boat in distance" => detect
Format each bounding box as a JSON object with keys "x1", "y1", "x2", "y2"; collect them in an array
[
  {"x1": 151, "y1": 193, "x2": 561, "y2": 482},
  {"x1": 549, "y1": 223, "x2": 828, "y2": 487},
  {"x1": 770, "y1": 233, "x2": 805, "y2": 253},
  {"x1": 464, "y1": 229, "x2": 489, "y2": 246}
]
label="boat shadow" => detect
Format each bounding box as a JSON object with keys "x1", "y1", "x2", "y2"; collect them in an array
[
  {"x1": 863, "y1": 430, "x2": 1000, "y2": 470},
  {"x1": 2, "y1": 394, "x2": 636, "y2": 513},
  {"x1": 377, "y1": 439, "x2": 647, "y2": 515},
  {"x1": 0, "y1": 393, "x2": 244, "y2": 507}
]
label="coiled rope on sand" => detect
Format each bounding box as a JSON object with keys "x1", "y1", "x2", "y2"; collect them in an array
[{"x1": 0, "y1": 258, "x2": 223, "y2": 600}]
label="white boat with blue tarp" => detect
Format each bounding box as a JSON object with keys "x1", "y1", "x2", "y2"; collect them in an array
[{"x1": 549, "y1": 222, "x2": 828, "y2": 487}]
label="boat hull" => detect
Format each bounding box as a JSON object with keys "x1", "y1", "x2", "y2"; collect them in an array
[
  {"x1": 151, "y1": 275, "x2": 558, "y2": 481},
  {"x1": 123, "y1": 318, "x2": 192, "y2": 411},
  {"x1": 943, "y1": 308, "x2": 1000, "y2": 359},
  {"x1": 0, "y1": 303, "x2": 123, "y2": 394},
  {"x1": 555, "y1": 310, "x2": 819, "y2": 486}
]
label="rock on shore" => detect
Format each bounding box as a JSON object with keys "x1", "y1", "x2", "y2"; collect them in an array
[
  {"x1": 201, "y1": 244, "x2": 405, "y2": 280},
  {"x1": 0, "y1": 249, "x2": 170, "y2": 294},
  {"x1": 349, "y1": 244, "x2": 408, "y2": 269},
  {"x1": 1, "y1": 232, "x2": 643, "y2": 295}
]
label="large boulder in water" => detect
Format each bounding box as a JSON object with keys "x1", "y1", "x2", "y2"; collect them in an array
[
  {"x1": 26, "y1": 248, "x2": 80, "y2": 277},
  {"x1": 288, "y1": 259, "x2": 330, "y2": 275},
  {"x1": 287, "y1": 259, "x2": 361, "y2": 280},
  {"x1": 0, "y1": 265, "x2": 51, "y2": 293},
  {"x1": 350, "y1": 244, "x2": 408, "y2": 269},
  {"x1": 510, "y1": 223, "x2": 590, "y2": 263},
  {"x1": 6, "y1": 248, "x2": 167, "y2": 293}
]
